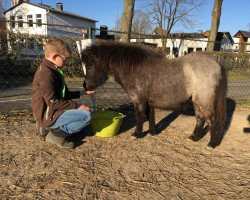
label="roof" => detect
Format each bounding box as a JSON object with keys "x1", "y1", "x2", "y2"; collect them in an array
[
  {"x1": 234, "y1": 30, "x2": 250, "y2": 38},
  {"x1": 204, "y1": 31, "x2": 234, "y2": 43},
  {"x1": 130, "y1": 31, "x2": 234, "y2": 44},
  {"x1": 131, "y1": 31, "x2": 220, "y2": 40},
  {"x1": 217, "y1": 32, "x2": 234, "y2": 43},
  {"x1": 4, "y1": 2, "x2": 98, "y2": 23},
  {"x1": 153, "y1": 27, "x2": 205, "y2": 39}
]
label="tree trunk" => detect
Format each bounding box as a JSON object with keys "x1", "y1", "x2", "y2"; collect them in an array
[
  {"x1": 121, "y1": 0, "x2": 135, "y2": 43},
  {"x1": 206, "y1": 0, "x2": 223, "y2": 52}
]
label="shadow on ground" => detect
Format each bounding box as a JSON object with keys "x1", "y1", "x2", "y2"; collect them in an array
[
  {"x1": 114, "y1": 98, "x2": 236, "y2": 146},
  {"x1": 243, "y1": 114, "x2": 250, "y2": 133},
  {"x1": 67, "y1": 125, "x2": 93, "y2": 148},
  {"x1": 68, "y1": 98, "x2": 236, "y2": 148}
]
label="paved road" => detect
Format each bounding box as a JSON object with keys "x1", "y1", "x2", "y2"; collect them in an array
[{"x1": 0, "y1": 80, "x2": 249, "y2": 111}]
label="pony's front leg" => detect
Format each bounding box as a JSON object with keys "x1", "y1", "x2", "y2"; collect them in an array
[{"x1": 133, "y1": 101, "x2": 146, "y2": 138}]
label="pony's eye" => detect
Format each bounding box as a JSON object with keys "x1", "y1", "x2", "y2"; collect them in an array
[{"x1": 87, "y1": 65, "x2": 93, "y2": 70}]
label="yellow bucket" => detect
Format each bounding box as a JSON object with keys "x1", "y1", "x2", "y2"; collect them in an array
[{"x1": 91, "y1": 110, "x2": 125, "y2": 137}]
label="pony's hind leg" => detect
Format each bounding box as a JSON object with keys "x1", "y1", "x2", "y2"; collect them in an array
[
  {"x1": 189, "y1": 116, "x2": 206, "y2": 141},
  {"x1": 207, "y1": 117, "x2": 223, "y2": 148},
  {"x1": 189, "y1": 104, "x2": 208, "y2": 141}
]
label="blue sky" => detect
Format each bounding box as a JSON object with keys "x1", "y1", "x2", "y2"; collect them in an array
[{"x1": 5, "y1": 0, "x2": 250, "y2": 35}]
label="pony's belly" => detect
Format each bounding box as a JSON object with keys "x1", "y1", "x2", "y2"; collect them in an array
[{"x1": 150, "y1": 97, "x2": 190, "y2": 110}]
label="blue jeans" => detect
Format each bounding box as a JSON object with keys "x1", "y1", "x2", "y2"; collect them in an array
[{"x1": 49, "y1": 109, "x2": 91, "y2": 134}]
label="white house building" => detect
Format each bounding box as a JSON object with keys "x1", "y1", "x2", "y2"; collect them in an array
[
  {"x1": 4, "y1": 0, "x2": 97, "y2": 38},
  {"x1": 233, "y1": 30, "x2": 250, "y2": 53},
  {"x1": 4, "y1": 0, "x2": 97, "y2": 55},
  {"x1": 130, "y1": 31, "x2": 234, "y2": 57}
]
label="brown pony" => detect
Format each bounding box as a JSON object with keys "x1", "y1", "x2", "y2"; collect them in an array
[{"x1": 81, "y1": 42, "x2": 227, "y2": 148}]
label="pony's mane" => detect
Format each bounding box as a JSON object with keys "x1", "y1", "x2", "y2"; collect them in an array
[{"x1": 83, "y1": 42, "x2": 164, "y2": 72}]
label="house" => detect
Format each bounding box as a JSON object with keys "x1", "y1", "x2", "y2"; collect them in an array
[
  {"x1": 3, "y1": 0, "x2": 98, "y2": 55},
  {"x1": 130, "y1": 30, "x2": 234, "y2": 57},
  {"x1": 4, "y1": 0, "x2": 98, "y2": 38},
  {"x1": 203, "y1": 31, "x2": 234, "y2": 51},
  {"x1": 233, "y1": 30, "x2": 250, "y2": 54}
]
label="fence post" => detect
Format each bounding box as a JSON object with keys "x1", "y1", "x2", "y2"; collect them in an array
[
  {"x1": 88, "y1": 26, "x2": 92, "y2": 39},
  {"x1": 76, "y1": 26, "x2": 96, "y2": 111},
  {"x1": 88, "y1": 26, "x2": 96, "y2": 111}
]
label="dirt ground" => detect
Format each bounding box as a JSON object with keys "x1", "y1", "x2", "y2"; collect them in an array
[{"x1": 0, "y1": 105, "x2": 250, "y2": 200}]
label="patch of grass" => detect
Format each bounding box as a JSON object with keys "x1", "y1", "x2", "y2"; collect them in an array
[
  {"x1": 236, "y1": 101, "x2": 250, "y2": 108},
  {"x1": 227, "y1": 68, "x2": 250, "y2": 80}
]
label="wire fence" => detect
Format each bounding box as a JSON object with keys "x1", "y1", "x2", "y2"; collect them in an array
[{"x1": 0, "y1": 21, "x2": 250, "y2": 119}]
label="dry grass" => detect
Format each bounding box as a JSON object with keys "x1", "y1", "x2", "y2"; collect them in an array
[{"x1": 0, "y1": 108, "x2": 250, "y2": 199}]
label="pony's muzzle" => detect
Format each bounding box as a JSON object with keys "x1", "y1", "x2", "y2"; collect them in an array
[{"x1": 83, "y1": 81, "x2": 95, "y2": 91}]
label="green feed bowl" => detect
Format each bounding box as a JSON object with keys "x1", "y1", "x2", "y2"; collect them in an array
[{"x1": 91, "y1": 110, "x2": 125, "y2": 137}]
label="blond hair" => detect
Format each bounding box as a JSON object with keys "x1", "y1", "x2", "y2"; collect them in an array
[{"x1": 44, "y1": 37, "x2": 71, "y2": 58}]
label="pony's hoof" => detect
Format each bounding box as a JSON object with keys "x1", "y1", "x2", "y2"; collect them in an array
[
  {"x1": 207, "y1": 141, "x2": 219, "y2": 148},
  {"x1": 188, "y1": 135, "x2": 200, "y2": 142},
  {"x1": 207, "y1": 142, "x2": 216, "y2": 148},
  {"x1": 132, "y1": 132, "x2": 146, "y2": 138},
  {"x1": 149, "y1": 131, "x2": 159, "y2": 136},
  {"x1": 208, "y1": 138, "x2": 222, "y2": 148}
]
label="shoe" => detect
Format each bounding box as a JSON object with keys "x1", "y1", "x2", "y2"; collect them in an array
[
  {"x1": 46, "y1": 128, "x2": 74, "y2": 149},
  {"x1": 38, "y1": 127, "x2": 50, "y2": 141}
]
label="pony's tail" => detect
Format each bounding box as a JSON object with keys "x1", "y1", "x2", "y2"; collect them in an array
[{"x1": 214, "y1": 65, "x2": 227, "y2": 136}]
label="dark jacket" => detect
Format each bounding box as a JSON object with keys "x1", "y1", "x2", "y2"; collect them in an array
[{"x1": 32, "y1": 58, "x2": 80, "y2": 128}]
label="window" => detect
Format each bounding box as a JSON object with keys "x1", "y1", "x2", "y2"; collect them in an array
[
  {"x1": 10, "y1": 16, "x2": 15, "y2": 28},
  {"x1": 27, "y1": 15, "x2": 33, "y2": 27},
  {"x1": 173, "y1": 47, "x2": 179, "y2": 57},
  {"x1": 196, "y1": 48, "x2": 202, "y2": 51},
  {"x1": 188, "y1": 47, "x2": 194, "y2": 53},
  {"x1": 18, "y1": 15, "x2": 23, "y2": 28},
  {"x1": 36, "y1": 14, "x2": 42, "y2": 27}
]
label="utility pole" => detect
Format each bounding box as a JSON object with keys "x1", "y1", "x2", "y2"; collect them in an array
[{"x1": 116, "y1": 6, "x2": 118, "y2": 31}]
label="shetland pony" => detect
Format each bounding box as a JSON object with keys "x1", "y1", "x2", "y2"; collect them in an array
[{"x1": 81, "y1": 42, "x2": 227, "y2": 148}]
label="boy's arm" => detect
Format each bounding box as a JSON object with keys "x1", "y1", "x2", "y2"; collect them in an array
[
  {"x1": 67, "y1": 87, "x2": 96, "y2": 99},
  {"x1": 66, "y1": 88, "x2": 81, "y2": 99}
]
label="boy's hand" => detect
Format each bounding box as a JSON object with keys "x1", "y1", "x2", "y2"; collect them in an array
[
  {"x1": 78, "y1": 104, "x2": 91, "y2": 111},
  {"x1": 86, "y1": 90, "x2": 96, "y2": 95},
  {"x1": 80, "y1": 90, "x2": 96, "y2": 95}
]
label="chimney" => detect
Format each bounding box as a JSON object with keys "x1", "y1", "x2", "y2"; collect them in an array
[{"x1": 56, "y1": 3, "x2": 63, "y2": 11}]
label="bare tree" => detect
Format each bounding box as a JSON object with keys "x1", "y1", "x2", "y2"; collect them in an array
[
  {"x1": 0, "y1": 0, "x2": 10, "y2": 17},
  {"x1": 0, "y1": 0, "x2": 7, "y2": 30},
  {"x1": 148, "y1": 0, "x2": 203, "y2": 52},
  {"x1": 113, "y1": 17, "x2": 121, "y2": 39},
  {"x1": 132, "y1": 10, "x2": 153, "y2": 35},
  {"x1": 115, "y1": 10, "x2": 153, "y2": 40},
  {"x1": 206, "y1": 0, "x2": 223, "y2": 52},
  {"x1": 121, "y1": 0, "x2": 135, "y2": 42},
  {"x1": 114, "y1": 17, "x2": 121, "y2": 32},
  {"x1": 0, "y1": 0, "x2": 5, "y2": 17}
]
